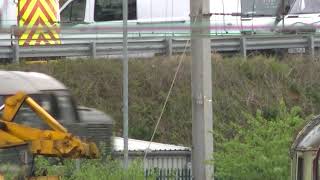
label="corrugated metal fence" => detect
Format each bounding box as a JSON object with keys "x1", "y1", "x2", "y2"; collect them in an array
[
  {"x1": 0, "y1": 34, "x2": 319, "y2": 62},
  {"x1": 145, "y1": 168, "x2": 192, "y2": 180},
  {"x1": 113, "y1": 150, "x2": 192, "y2": 179}
]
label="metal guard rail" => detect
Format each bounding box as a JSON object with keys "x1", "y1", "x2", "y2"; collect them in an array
[{"x1": 0, "y1": 34, "x2": 318, "y2": 62}]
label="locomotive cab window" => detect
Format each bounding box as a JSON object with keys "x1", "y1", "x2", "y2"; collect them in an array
[
  {"x1": 290, "y1": 0, "x2": 320, "y2": 14},
  {"x1": 94, "y1": 0, "x2": 137, "y2": 21},
  {"x1": 241, "y1": 0, "x2": 280, "y2": 17},
  {"x1": 61, "y1": 0, "x2": 86, "y2": 22}
]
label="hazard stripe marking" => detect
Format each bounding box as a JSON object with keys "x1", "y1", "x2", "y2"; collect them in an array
[{"x1": 18, "y1": 0, "x2": 60, "y2": 46}]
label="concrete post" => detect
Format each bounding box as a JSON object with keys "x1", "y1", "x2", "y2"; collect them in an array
[{"x1": 190, "y1": 0, "x2": 214, "y2": 179}]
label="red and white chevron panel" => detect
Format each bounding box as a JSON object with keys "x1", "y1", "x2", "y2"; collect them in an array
[{"x1": 18, "y1": 0, "x2": 61, "y2": 46}]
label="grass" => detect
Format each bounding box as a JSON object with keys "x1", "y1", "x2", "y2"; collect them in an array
[
  {"x1": 1, "y1": 54, "x2": 320, "y2": 146},
  {"x1": 2, "y1": 54, "x2": 320, "y2": 179}
]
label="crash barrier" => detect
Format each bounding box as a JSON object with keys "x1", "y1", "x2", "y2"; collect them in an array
[{"x1": 0, "y1": 34, "x2": 319, "y2": 63}]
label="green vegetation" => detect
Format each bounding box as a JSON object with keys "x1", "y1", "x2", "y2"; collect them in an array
[
  {"x1": 34, "y1": 157, "x2": 148, "y2": 180},
  {"x1": 2, "y1": 55, "x2": 320, "y2": 179},
  {"x1": 2, "y1": 157, "x2": 148, "y2": 180},
  {"x1": 2, "y1": 55, "x2": 320, "y2": 144},
  {"x1": 214, "y1": 101, "x2": 305, "y2": 180}
]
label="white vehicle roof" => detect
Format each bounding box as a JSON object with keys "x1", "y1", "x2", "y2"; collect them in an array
[{"x1": 0, "y1": 71, "x2": 67, "y2": 94}]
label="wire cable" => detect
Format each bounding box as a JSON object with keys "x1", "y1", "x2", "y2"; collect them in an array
[
  {"x1": 143, "y1": 14, "x2": 199, "y2": 161},
  {"x1": 143, "y1": 40, "x2": 189, "y2": 160}
]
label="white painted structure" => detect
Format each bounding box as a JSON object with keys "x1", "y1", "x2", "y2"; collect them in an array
[
  {"x1": 0, "y1": 0, "x2": 16, "y2": 27},
  {"x1": 277, "y1": 0, "x2": 320, "y2": 33},
  {"x1": 113, "y1": 137, "x2": 190, "y2": 152},
  {"x1": 112, "y1": 137, "x2": 191, "y2": 170},
  {"x1": 58, "y1": 0, "x2": 320, "y2": 35},
  {"x1": 59, "y1": 0, "x2": 242, "y2": 35},
  {"x1": 2, "y1": 0, "x2": 320, "y2": 43}
]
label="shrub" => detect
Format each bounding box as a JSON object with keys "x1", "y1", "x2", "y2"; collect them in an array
[
  {"x1": 34, "y1": 156, "x2": 149, "y2": 180},
  {"x1": 213, "y1": 101, "x2": 305, "y2": 180}
]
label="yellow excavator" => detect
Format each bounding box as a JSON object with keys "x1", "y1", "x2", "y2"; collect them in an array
[{"x1": 0, "y1": 92, "x2": 99, "y2": 179}]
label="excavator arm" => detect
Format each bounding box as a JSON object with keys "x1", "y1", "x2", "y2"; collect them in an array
[{"x1": 0, "y1": 92, "x2": 99, "y2": 159}]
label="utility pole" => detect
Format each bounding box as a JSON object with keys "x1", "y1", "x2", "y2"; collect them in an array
[
  {"x1": 122, "y1": 0, "x2": 129, "y2": 169},
  {"x1": 190, "y1": 0, "x2": 214, "y2": 179}
]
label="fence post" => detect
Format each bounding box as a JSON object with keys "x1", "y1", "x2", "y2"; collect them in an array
[
  {"x1": 166, "y1": 37, "x2": 173, "y2": 57},
  {"x1": 308, "y1": 35, "x2": 315, "y2": 60},
  {"x1": 240, "y1": 37, "x2": 247, "y2": 59},
  {"x1": 145, "y1": 169, "x2": 148, "y2": 179},
  {"x1": 12, "y1": 43, "x2": 20, "y2": 63},
  {"x1": 75, "y1": 159, "x2": 81, "y2": 171},
  {"x1": 90, "y1": 42, "x2": 97, "y2": 59}
]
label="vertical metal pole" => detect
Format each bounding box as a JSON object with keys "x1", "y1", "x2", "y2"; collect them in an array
[
  {"x1": 190, "y1": 0, "x2": 214, "y2": 179},
  {"x1": 166, "y1": 37, "x2": 173, "y2": 57},
  {"x1": 13, "y1": 42, "x2": 20, "y2": 63},
  {"x1": 122, "y1": 0, "x2": 129, "y2": 169},
  {"x1": 240, "y1": 37, "x2": 247, "y2": 59},
  {"x1": 90, "y1": 42, "x2": 97, "y2": 59},
  {"x1": 308, "y1": 35, "x2": 315, "y2": 60}
]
